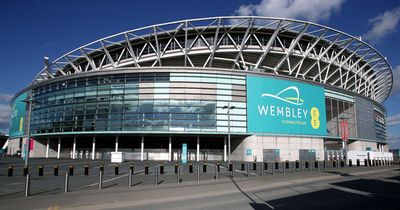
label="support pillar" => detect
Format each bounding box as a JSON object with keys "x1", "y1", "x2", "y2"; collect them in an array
[
  {"x1": 72, "y1": 137, "x2": 76, "y2": 159},
  {"x1": 141, "y1": 136, "x2": 144, "y2": 161},
  {"x1": 196, "y1": 136, "x2": 200, "y2": 161},
  {"x1": 168, "y1": 137, "x2": 172, "y2": 161},
  {"x1": 46, "y1": 138, "x2": 49, "y2": 159},
  {"x1": 224, "y1": 137, "x2": 227, "y2": 162},
  {"x1": 57, "y1": 137, "x2": 61, "y2": 159},
  {"x1": 115, "y1": 136, "x2": 119, "y2": 152},
  {"x1": 92, "y1": 137, "x2": 96, "y2": 160}
]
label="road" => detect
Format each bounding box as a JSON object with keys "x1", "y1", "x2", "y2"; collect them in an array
[{"x1": 0, "y1": 158, "x2": 398, "y2": 209}]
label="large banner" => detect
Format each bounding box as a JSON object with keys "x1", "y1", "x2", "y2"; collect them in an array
[
  {"x1": 9, "y1": 92, "x2": 27, "y2": 138},
  {"x1": 247, "y1": 75, "x2": 326, "y2": 136}
]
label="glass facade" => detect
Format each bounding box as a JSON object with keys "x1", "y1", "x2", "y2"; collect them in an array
[
  {"x1": 30, "y1": 72, "x2": 247, "y2": 134},
  {"x1": 325, "y1": 97, "x2": 357, "y2": 138}
]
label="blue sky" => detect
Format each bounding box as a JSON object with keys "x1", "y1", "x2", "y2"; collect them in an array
[{"x1": 0, "y1": 0, "x2": 399, "y2": 147}]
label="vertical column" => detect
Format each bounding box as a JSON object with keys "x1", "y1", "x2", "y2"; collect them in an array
[
  {"x1": 72, "y1": 137, "x2": 76, "y2": 159},
  {"x1": 196, "y1": 136, "x2": 200, "y2": 161},
  {"x1": 57, "y1": 137, "x2": 61, "y2": 159},
  {"x1": 92, "y1": 136, "x2": 96, "y2": 160},
  {"x1": 115, "y1": 136, "x2": 119, "y2": 152},
  {"x1": 224, "y1": 137, "x2": 227, "y2": 162},
  {"x1": 141, "y1": 136, "x2": 144, "y2": 161},
  {"x1": 168, "y1": 137, "x2": 172, "y2": 161},
  {"x1": 46, "y1": 138, "x2": 49, "y2": 159}
]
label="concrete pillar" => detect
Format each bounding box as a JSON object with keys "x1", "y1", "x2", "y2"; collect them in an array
[
  {"x1": 141, "y1": 136, "x2": 144, "y2": 161},
  {"x1": 72, "y1": 137, "x2": 76, "y2": 159},
  {"x1": 196, "y1": 136, "x2": 200, "y2": 161},
  {"x1": 92, "y1": 137, "x2": 96, "y2": 160},
  {"x1": 57, "y1": 137, "x2": 61, "y2": 159},
  {"x1": 168, "y1": 137, "x2": 172, "y2": 161},
  {"x1": 115, "y1": 136, "x2": 119, "y2": 152},
  {"x1": 46, "y1": 138, "x2": 49, "y2": 159},
  {"x1": 224, "y1": 137, "x2": 227, "y2": 162}
]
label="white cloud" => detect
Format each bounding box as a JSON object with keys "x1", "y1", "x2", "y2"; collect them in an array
[
  {"x1": 387, "y1": 133, "x2": 400, "y2": 148},
  {"x1": 389, "y1": 64, "x2": 400, "y2": 97},
  {"x1": 387, "y1": 113, "x2": 400, "y2": 126},
  {"x1": 0, "y1": 93, "x2": 13, "y2": 103},
  {"x1": 0, "y1": 103, "x2": 11, "y2": 134},
  {"x1": 363, "y1": 6, "x2": 400, "y2": 44},
  {"x1": 234, "y1": 0, "x2": 345, "y2": 22}
]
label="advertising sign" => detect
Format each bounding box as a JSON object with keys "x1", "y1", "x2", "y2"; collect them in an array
[
  {"x1": 9, "y1": 92, "x2": 28, "y2": 138},
  {"x1": 247, "y1": 75, "x2": 326, "y2": 136},
  {"x1": 182, "y1": 143, "x2": 187, "y2": 164}
]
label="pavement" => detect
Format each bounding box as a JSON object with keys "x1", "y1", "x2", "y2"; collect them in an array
[{"x1": 0, "y1": 157, "x2": 399, "y2": 209}]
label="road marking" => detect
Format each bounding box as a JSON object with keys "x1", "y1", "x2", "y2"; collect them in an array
[{"x1": 327, "y1": 184, "x2": 371, "y2": 196}]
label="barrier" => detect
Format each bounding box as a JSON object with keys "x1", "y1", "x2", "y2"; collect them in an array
[
  {"x1": 38, "y1": 165, "x2": 44, "y2": 176},
  {"x1": 68, "y1": 166, "x2": 74, "y2": 176},
  {"x1": 54, "y1": 165, "x2": 59, "y2": 176},
  {"x1": 8, "y1": 166, "x2": 13, "y2": 177},
  {"x1": 84, "y1": 165, "x2": 89, "y2": 175}
]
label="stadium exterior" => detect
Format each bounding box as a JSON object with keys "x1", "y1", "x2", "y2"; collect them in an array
[{"x1": 7, "y1": 16, "x2": 394, "y2": 163}]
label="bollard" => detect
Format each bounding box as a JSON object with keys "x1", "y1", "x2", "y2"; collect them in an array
[
  {"x1": 217, "y1": 162, "x2": 220, "y2": 172},
  {"x1": 333, "y1": 161, "x2": 336, "y2": 169},
  {"x1": 229, "y1": 162, "x2": 233, "y2": 172},
  {"x1": 241, "y1": 162, "x2": 245, "y2": 171},
  {"x1": 84, "y1": 165, "x2": 89, "y2": 176},
  {"x1": 38, "y1": 165, "x2": 44, "y2": 176},
  {"x1": 246, "y1": 163, "x2": 250, "y2": 177},
  {"x1": 253, "y1": 162, "x2": 257, "y2": 171},
  {"x1": 69, "y1": 166, "x2": 74, "y2": 176},
  {"x1": 177, "y1": 166, "x2": 181, "y2": 183},
  {"x1": 300, "y1": 161, "x2": 303, "y2": 172},
  {"x1": 154, "y1": 168, "x2": 158, "y2": 186},
  {"x1": 261, "y1": 163, "x2": 265, "y2": 176},
  {"x1": 232, "y1": 164, "x2": 235, "y2": 179},
  {"x1": 215, "y1": 165, "x2": 218, "y2": 180},
  {"x1": 283, "y1": 162, "x2": 286, "y2": 174},
  {"x1": 160, "y1": 164, "x2": 164, "y2": 174},
  {"x1": 145, "y1": 164, "x2": 149, "y2": 175},
  {"x1": 23, "y1": 166, "x2": 28, "y2": 177},
  {"x1": 364, "y1": 159, "x2": 367, "y2": 167},
  {"x1": 368, "y1": 159, "x2": 372, "y2": 167},
  {"x1": 175, "y1": 163, "x2": 179, "y2": 174},
  {"x1": 264, "y1": 162, "x2": 268, "y2": 172},
  {"x1": 305, "y1": 161, "x2": 309, "y2": 170},
  {"x1": 295, "y1": 161, "x2": 299, "y2": 170},
  {"x1": 189, "y1": 163, "x2": 193, "y2": 173},
  {"x1": 203, "y1": 162, "x2": 207, "y2": 173},
  {"x1": 197, "y1": 165, "x2": 200, "y2": 182},
  {"x1": 24, "y1": 174, "x2": 30, "y2": 197},
  {"x1": 98, "y1": 170, "x2": 103, "y2": 190},
  {"x1": 8, "y1": 166, "x2": 13, "y2": 177},
  {"x1": 285, "y1": 161, "x2": 290, "y2": 170},
  {"x1": 315, "y1": 161, "x2": 319, "y2": 170},
  {"x1": 130, "y1": 164, "x2": 134, "y2": 174},
  {"x1": 128, "y1": 167, "x2": 133, "y2": 187},
  {"x1": 340, "y1": 160, "x2": 345, "y2": 167},
  {"x1": 292, "y1": 162, "x2": 295, "y2": 173},
  {"x1": 114, "y1": 165, "x2": 119, "y2": 175},
  {"x1": 100, "y1": 164, "x2": 104, "y2": 174},
  {"x1": 64, "y1": 172, "x2": 69, "y2": 193},
  {"x1": 54, "y1": 165, "x2": 59, "y2": 176},
  {"x1": 349, "y1": 159, "x2": 352, "y2": 167},
  {"x1": 372, "y1": 160, "x2": 376, "y2": 166},
  {"x1": 272, "y1": 162, "x2": 275, "y2": 175},
  {"x1": 357, "y1": 159, "x2": 360, "y2": 167},
  {"x1": 275, "y1": 162, "x2": 279, "y2": 170}
]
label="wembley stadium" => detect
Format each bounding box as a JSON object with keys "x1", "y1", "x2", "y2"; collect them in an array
[{"x1": 7, "y1": 16, "x2": 394, "y2": 163}]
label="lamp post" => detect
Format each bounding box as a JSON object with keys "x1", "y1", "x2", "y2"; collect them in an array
[
  {"x1": 339, "y1": 114, "x2": 349, "y2": 166},
  {"x1": 21, "y1": 97, "x2": 39, "y2": 167},
  {"x1": 223, "y1": 104, "x2": 235, "y2": 162}
]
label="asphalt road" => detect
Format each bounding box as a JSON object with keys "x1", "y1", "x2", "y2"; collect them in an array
[{"x1": 0, "y1": 158, "x2": 399, "y2": 209}]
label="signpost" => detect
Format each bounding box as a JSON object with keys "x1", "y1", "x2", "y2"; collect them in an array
[{"x1": 182, "y1": 143, "x2": 187, "y2": 164}]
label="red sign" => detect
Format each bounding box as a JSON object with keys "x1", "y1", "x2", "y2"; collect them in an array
[
  {"x1": 341, "y1": 120, "x2": 348, "y2": 142},
  {"x1": 29, "y1": 138, "x2": 35, "y2": 150}
]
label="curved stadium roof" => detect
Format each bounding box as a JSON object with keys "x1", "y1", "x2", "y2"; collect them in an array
[{"x1": 32, "y1": 16, "x2": 393, "y2": 103}]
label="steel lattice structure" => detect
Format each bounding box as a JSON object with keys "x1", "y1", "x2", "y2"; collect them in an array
[{"x1": 32, "y1": 16, "x2": 393, "y2": 103}]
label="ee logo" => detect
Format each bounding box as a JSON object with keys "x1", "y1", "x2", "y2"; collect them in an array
[{"x1": 310, "y1": 107, "x2": 320, "y2": 129}]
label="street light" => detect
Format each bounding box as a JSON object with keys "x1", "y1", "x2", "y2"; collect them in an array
[
  {"x1": 223, "y1": 104, "x2": 235, "y2": 162},
  {"x1": 339, "y1": 113, "x2": 349, "y2": 166},
  {"x1": 21, "y1": 97, "x2": 39, "y2": 168}
]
